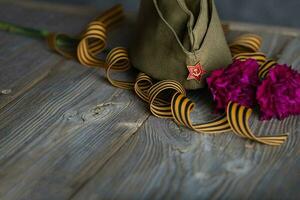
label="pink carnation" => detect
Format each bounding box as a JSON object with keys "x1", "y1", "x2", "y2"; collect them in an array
[
  {"x1": 207, "y1": 59, "x2": 260, "y2": 111},
  {"x1": 257, "y1": 64, "x2": 300, "y2": 120}
]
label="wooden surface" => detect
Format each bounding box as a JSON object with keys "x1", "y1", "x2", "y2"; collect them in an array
[{"x1": 0, "y1": 1, "x2": 299, "y2": 200}]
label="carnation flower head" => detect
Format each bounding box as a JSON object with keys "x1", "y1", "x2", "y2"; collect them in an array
[
  {"x1": 207, "y1": 59, "x2": 260, "y2": 111},
  {"x1": 257, "y1": 64, "x2": 300, "y2": 120}
]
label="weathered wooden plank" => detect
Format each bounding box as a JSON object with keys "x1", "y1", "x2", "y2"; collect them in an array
[
  {"x1": 0, "y1": 58, "x2": 150, "y2": 199},
  {"x1": 0, "y1": 2, "x2": 300, "y2": 200},
  {"x1": 0, "y1": 3, "x2": 98, "y2": 110},
  {"x1": 71, "y1": 37, "x2": 300, "y2": 199},
  {"x1": 0, "y1": 3, "x2": 145, "y2": 200}
]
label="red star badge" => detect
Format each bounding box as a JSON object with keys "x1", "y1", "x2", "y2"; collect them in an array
[{"x1": 187, "y1": 63, "x2": 207, "y2": 81}]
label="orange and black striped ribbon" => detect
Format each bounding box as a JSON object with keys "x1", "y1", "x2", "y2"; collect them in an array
[
  {"x1": 227, "y1": 102, "x2": 288, "y2": 145},
  {"x1": 133, "y1": 73, "x2": 231, "y2": 134},
  {"x1": 258, "y1": 59, "x2": 277, "y2": 79},
  {"x1": 229, "y1": 34, "x2": 262, "y2": 56},
  {"x1": 48, "y1": 4, "x2": 124, "y2": 67},
  {"x1": 105, "y1": 47, "x2": 134, "y2": 89},
  {"x1": 233, "y1": 52, "x2": 267, "y2": 65},
  {"x1": 171, "y1": 93, "x2": 232, "y2": 134},
  {"x1": 77, "y1": 4, "x2": 124, "y2": 67},
  {"x1": 46, "y1": 5, "x2": 288, "y2": 146}
]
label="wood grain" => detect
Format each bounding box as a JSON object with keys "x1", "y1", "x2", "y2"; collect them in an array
[
  {"x1": 0, "y1": 2, "x2": 97, "y2": 110},
  {"x1": 0, "y1": 2, "x2": 299, "y2": 200},
  {"x1": 0, "y1": 4, "x2": 146, "y2": 199},
  {"x1": 0, "y1": 60, "x2": 150, "y2": 200},
  {"x1": 72, "y1": 35, "x2": 300, "y2": 200}
]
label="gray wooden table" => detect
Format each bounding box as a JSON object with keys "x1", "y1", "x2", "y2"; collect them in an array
[{"x1": 0, "y1": 1, "x2": 299, "y2": 200}]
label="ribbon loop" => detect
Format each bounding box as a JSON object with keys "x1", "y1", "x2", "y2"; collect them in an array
[
  {"x1": 77, "y1": 21, "x2": 107, "y2": 67},
  {"x1": 171, "y1": 93, "x2": 195, "y2": 127},
  {"x1": 47, "y1": 5, "x2": 125, "y2": 68},
  {"x1": 171, "y1": 93, "x2": 232, "y2": 134},
  {"x1": 227, "y1": 102, "x2": 288, "y2": 146},
  {"x1": 134, "y1": 73, "x2": 153, "y2": 102},
  {"x1": 105, "y1": 47, "x2": 134, "y2": 89},
  {"x1": 148, "y1": 80, "x2": 186, "y2": 118}
]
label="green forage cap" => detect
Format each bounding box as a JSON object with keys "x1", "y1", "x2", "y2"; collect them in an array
[{"x1": 130, "y1": 0, "x2": 232, "y2": 90}]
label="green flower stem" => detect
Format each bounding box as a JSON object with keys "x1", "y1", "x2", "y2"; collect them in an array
[
  {"x1": 0, "y1": 20, "x2": 110, "y2": 54},
  {"x1": 0, "y1": 20, "x2": 80, "y2": 50},
  {"x1": 0, "y1": 20, "x2": 50, "y2": 39}
]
